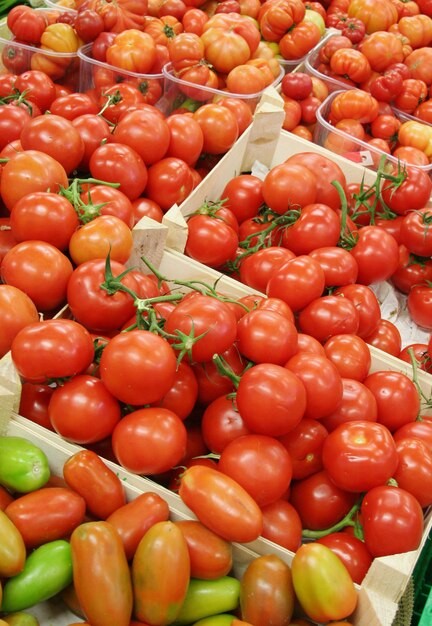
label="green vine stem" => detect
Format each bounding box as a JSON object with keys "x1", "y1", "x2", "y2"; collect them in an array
[
  {"x1": 407, "y1": 346, "x2": 432, "y2": 411},
  {"x1": 302, "y1": 499, "x2": 364, "y2": 541}
]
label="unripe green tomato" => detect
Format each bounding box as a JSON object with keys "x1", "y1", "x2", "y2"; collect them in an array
[
  {"x1": 0, "y1": 437, "x2": 50, "y2": 493},
  {"x1": 2, "y1": 612, "x2": 40, "y2": 625},
  {"x1": 1, "y1": 540, "x2": 72, "y2": 612},
  {"x1": 174, "y1": 577, "x2": 241, "y2": 626}
]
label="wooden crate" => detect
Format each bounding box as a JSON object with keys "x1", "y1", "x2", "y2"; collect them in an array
[{"x1": 0, "y1": 243, "x2": 431, "y2": 626}]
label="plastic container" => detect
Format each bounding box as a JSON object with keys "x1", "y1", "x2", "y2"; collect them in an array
[
  {"x1": 314, "y1": 90, "x2": 432, "y2": 176},
  {"x1": 0, "y1": 8, "x2": 80, "y2": 89},
  {"x1": 304, "y1": 29, "x2": 357, "y2": 93},
  {"x1": 158, "y1": 61, "x2": 284, "y2": 116},
  {"x1": 77, "y1": 43, "x2": 164, "y2": 106},
  {"x1": 43, "y1": 0, "x2": 77, "y2": 13},
  {"x1": 277, "y1": 27, "x2": 334, "y2": 74}
]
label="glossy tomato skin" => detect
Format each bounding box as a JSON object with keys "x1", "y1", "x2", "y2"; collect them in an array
[
  {"x1": 393, "y1": 438, "x2": 432, "y2": 508},
  {"x1": 218, "y1": 434, "x2": 293, "y2": 507},
  {"x1": 236, "y1": 363, "x2": 307, "y2": 437},
  {"x1": 407, "y1": 284, "x2": 432, "y2": 330},
  {"x1": 361, "y1": 486, "x2": 424, "y2": 557},
  {"x1": 112, "y1": 407, "x2": 187, "y2": 475},
  {"x1": 260, "y1": 500, "x2": 303, "y2": 552},
  {"x1": 324, "y1": 334, "x2": 371, "y2": 381},
  {"x1": 291, "y1": 543, "x2": 358, "y2": 623},
  {"x1": 178, "y1": 464, "x2": 263, "y2": 543},
  {"x1": 174, "y1": 577, "x2": 240, "y2": 625},
  {"x1": 99, "y1": 329, "x2": 177, "y2": 405},
  {"x1": 278, "y1": 418, "x2": 328, "y2": 480},
  {"x1": 174, "y1": 520, "x2": 233, "y2": 579},
  {"x1": 317, "y1": 532, "x2": 373, "y2": 584},
  {"x1": 89, "y1": 142, "x2": 148, "y2": 200},
  {"x1": 5, "y1": 488, "x2": 86, "y2": 549},
  {"x1": 363, "y1": 371, "x2": 420, "y2": 431},
  {"x1": 145, "y1": 157, "x2": 194, "y2": 210},
  {"x1": 236, "y1": 309, "x2": 298, "y2": 365},
  {"x1": 240, "y1": 555, "x2": 295, "y2": 626},
  {"x1": 333, "y1": 284, "x2": 381, "y2": 339},
  {"x1": 349, "y1": 226, "x2": 399, "y2": 285},
  {"x1": 298, "y1": 295, "x2": 360, "y2": 343},
  {"x1": 201, "y1": 395, "x2": 250, "y2": 453},
  {"x1": 63, "y1": 449, "x2": 126, "y2": 520},
  {"x1": 48, "y1": 375, "x2": 122, "y2": 445},
  {"x1": 381, "y1": 166, "x2": 432, "y2": 214},
  {"x1": 0, "y1": 509, "x2": 26, "y2": 578},
  {"x1": 266, "y1": 256, "x2": 325, "y2": 312},
  {"x1": 0, "y1": 284, "x2": 39, "y2": 359},
  {"x1": 71, "y1": 521, "x2": 133, "y2": 626},
  {"x1": 221, "y1": 174, "x2": 264, "y2": 224},
  {"x1": 132, "y1": 521, "x2": 190, "y2": 625},
  {"x1": 364, "y1": 319, "x2": 402, "y2": 356},
  {"x1": 321, "y1": 378, "x2": 378, "y2": 433},
  {"x1": 322, "y1": 421, "x2": 399, "y2": 493},
  {"x1": 11, "y1": 319, "x2": 94, "y2": 384}
]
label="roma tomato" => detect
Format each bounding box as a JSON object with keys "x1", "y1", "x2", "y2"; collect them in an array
[
  {"x1": 63, "y1": 449, "x2": 126, "y2": 520},
  {"x1": 178, "y1": 464, "x2": 263, "y2": 543},
  {"x1": 322, "y1": 421, "x2": 399, "y2": 492},
  {"x1": 71, "y1": 521, "x2": 133, "y2": 626},
  {"x1": 5, "y1": 488, "x2": 86, "y2": 549},
  {"x1": 132, "y1": 521, "x2": 190, "y2": 625},
  {"x1": 260, "y1": 499, "x2": 302, "y2": 552},
  {"x1": 291, "y1": 543, "x2": 358, "y2": 623},
  {"x1": 68, "y1": 214, "x2": 133, "y2": 265},
  {"x1": 107, "y1": 492, "x2": 170, "y2": 561},
  {"x1": 174, "y1": 520, "x2": 233, "y2": 579},
  {"x1": 240, "y1": 555, "x2": 295, "y2": 626},
  {"x1": 0, "y1": 284, "x2": 39, "y2": 359},
  {"x1": 0, "y1": 509, "x2": 26, "y2": 578}
]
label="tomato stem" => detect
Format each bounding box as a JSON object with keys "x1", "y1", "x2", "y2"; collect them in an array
[
  {"x1": 301, "y1": 499, "x2": 363, "y2": 540},
  {"x1": 212, "y1": 354, "x2": 241, "y2": 388},
  {"x1": 332, "y1": 180, "x2": 358, "y2": 250},
  {"x1": 407, "y1": 347, "x2": 432, "y2": 410}
]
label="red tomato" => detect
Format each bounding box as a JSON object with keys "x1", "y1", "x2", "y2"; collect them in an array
[
  {"x1": 282, "y1": 203, "x2": 341, "y2": 255},
  {"x1": 321, "y1": 378, "x2": 378, "y2": 433},
  {"x1": 381, "y1": 166, "x2": 432, "y2": 214},
  {"x1": 349, "y1": 226, "x2": 399, "y2": 285},
  {"x1": 112, "y1": 407, "x2": 187, "y2": 474},
  {"x1": 174, "y1": 520, "x2": 233, "y2": 579},
  {"x1": 407, "y1": 284, "x2": 432, "y2": 330},
  {"x1": 18, "y1": 382, "x2": 54, "y2": 431},
  {"x1": 261, "y1": 500, "x2": 302, "y2": 552},
  {"x1": 5, "y1": 488, "x2": 86, "y2": 549},
  {"x1": 49, "y1": 375, "x2": 122, "y2": 445},
  {"x1": 178, "y1": 464, "x2": 263, "y2": 542},
  {"x1": 236, "y1": 363, "x2": 307, "y2": 437},
  {"x1": 266, "y1": 256, "x2": 326, "y2": 312},
  {"x1": 309, "y1": 247, "x2": 359, "y2": 288},
  {"x1": 71, "y1": 113, "x2": 112, "y2": 171},
  {"x1": 0, "y1": 284, "x2": 39, "y2": 358},
  {"x1": 79, "y1": 185, "x2": 134, "y2": 228},
  {"x1": 237, "y1": 309, "x2": 298, "y2": 365},
  {"x1": 333, "y1": 284, "x2": 381, "y2": 339},
  {"x1": 145, "y1": 157, "x2": 194, "y2": 210},
  {"x1": 323, "y1": 334, "x2": 371, "y2": 381},
  {"x1": 317, "y1": 532, "x2": 373, "y2": 584},
  {"x1": 393, "y1": 438, "x2": 432, "y2": 507},
  {"x1": 193, "y1": 104, "x2": 239, "y2": 154},
  {"x1": 363, "y1": 371, "x2": 420, "y2": 432},
  {"x1": 239, "y1": 247, "x2": 295, "y2": 293},
  {"x1": 361, "y1": 485, "x2": 424, "y2": 557},
  {"x1": 185, "y1": 214, "x2": 238, "y2": 268},
  {"x1": 218, "y1": 434, "x2": 292, "y2": 506},
  {"x1": 262, "y1": 163, "x2": 317, "y2": 214},
  {"x1": 14, "y1": 70, "x2": 56, "y2": 112},
  {"x1": 363, "y1": 318, "x2": 402, "y2": 356},
  {"x1": 221, "y1": 174, "x2": 264, "y2": 224},
  {"x1": 90, "y1": 143, "x2": 148, "y2": 201},
  {"x1": 322, "y1": 421, "x2": 399, "y2": 492},
  {"x1": 201, "y1": 395, "x2": 250, "y2": 453},
  {"x1": 278, "y1": 418, "x2": 328, "y2": 480},
  {"x1": 298, "y1": 296, "x2": 360, "y2": 343}
]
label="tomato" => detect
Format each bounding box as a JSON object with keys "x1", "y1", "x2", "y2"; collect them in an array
[
  {"x1": 78, "y1": 184, "x2": 134, "y2": 228},
  {"x1": 0, "y1": 508, "x2": 25, "y2": 579},
  {"x1": 278, "y1": 418, "x2": 328, "y2": 480},
  {"x1": 1, "y1": 240, "x2": 73, "y2": 312},
  {"x1": 67, "y1": 258, "x2": 137, "y2": 332},
  {"x1": 330, "y1": 89, "x2": 379, "y2": 124},
  {"x1": 5, "y1": 488, "x2": 85, "y2": 550},
  {"x1": 14, "y1": 70, "x2": 56, "y2": 112},
  {"x1": 0, "y1": 149, "x2": 68, "y2": 211},
  {"x1": 18, "y1": 383, "x2": 54, "y2": 431},
  {"x1": 221, "y1": 175, "x2": 264, "y2": 224},
  {"x1": 71, "y1": 521, "x2": 133, "y2": 626},
  {"x1": 73, "y1": 9, "x2": 105, "y2": 42},
  {"x1": 185, "y1": 214, "x2": 238, "y2": 268},
  {"x1": 285, "y1": 352, "x2": 343, "y2": 420},
  {"x1": 281, "y1": 72, "x2": 312, "y2": 100},
  {"x1": 291, "y1": 543, "x2": 357, "y2": 623},
  {"x1": 7, "y1": 6, "x2": 47, "y2": 44},
  {"x1": 262, "y1": 162, "x2": 317, "y2": 214},
  {"x1": 364, "y1": 318, "x2": 402, "y2": 356},
  {"x1": 260, "y1": 500, "x2": 302, "y2": 552},
  {"x1": 11, "y1": 319, "x2": 94, "y2": 384},
  {"x1": 218, "y1": 434, "x2": 292, "y2": 507},
  {"x1": 132, "y1": 197, "x2": 163, "y2": 224},
  {"x1": 10, "y1": 192, "x2": 78, "y2": 251},
  {"x1": 289, "y1": 470, "x2": 356, "y2": 530},
  {"x1": 192, "y1": 343, "x2": 245, "y2": 405},
  {"x1": 174, "y1": 577, "x2": 240, "y2": 625},
  {"x1": 309, "y1": 247, "x2": 358, "y2": 288},
  {"x1": 282, "y1": 204, "x2": 341, "y2": 255},
  {"x1": 200, "y1": 394, "x2": 249, "y2": 453},
  {"x1": 361, "y1": 485, "x2": 424, "y2": 557},
  {"x1": 399, "y1": 343, "x2": 432, "y2": 373},
  {"x1": 236, "y1": 363, "x2": 307, "y2": 437},
  {"x1": 106, "y1": 30, "x2": 156, "y2": 73},
  {"x1": 89, "y1": 143, "x2": 147, "y2": 201},
  {"x1": 317, "y1": 532, "x2": 372, "y2": 584},
  {"x1": 49, "y1": 375, "x2": 122, "y2": 444},
  {"x1": 394, "y1": 419, "x2": 432, "y2": 448},
  {"x1": 71, "y1": 113, "x2": 112, "y2": 172},
  {"x1": 1, "y1": 540, "x2": 73, "y2": 613},
  {"x1": 152, "y1": 360, "x2": 198, "y2": 421},
  {"x1": 322, "y1": 421, "x2": 399, "y2": 492},
  {"x1": 330, "y1": 48, "x2": 371, "y2": 83},
  {"x1": 164, "y1": 295, "x2": 237, "y2": 363},
  {"x1": 322, "y1": 377, "x2": 377, "y2": 433},
  {"x1": 364, "y1": 371, "x2": 420, "y2": 432},
  {"x1": 193, "y1": 104, "x2": 239, "y2": 155},
  {"x1": 381, "y1": 166, "x2": 432, "y2": 215},
  {"x1": 298, "y1": 296, "x2": 360, "y2": 343},
  {"x1": 400, "y1": 208, "x2": 432, "y2": 258},
  {"x1": 0, "y1": 284, "x2": 39, "y2": 359},
  {"x1": 266, "y1": 256, "x2": 325, "y2": 312},
  {"x1": 407, "y1": 284, "x2": 432, "y2": 330},
  {"x1": 348, "y1": 226, "x2": 399, "y2": 285},
  {"x1": 164, "y1": 113, "x2": 204, "y2": 166},
  {"x1": 178, "y1": 464, "x2": 263, "y2": 543},
  {"x1": 70, "y1": 213, "x2": 134, "y2": 264},
  {"x1": 393, "y1": 438, "x2": 432, "y2": 507},
  {"x1": 112, "y1": 407, "x2": 187, "y2": 474},
  {"x1": 112, "y1": 108, "x2": 170, "y2": 166},
  {"x1": 237, "y1": 309, "x2": 298, "y2": 365},
  {"x1": 145, "y1": 157, "x2": 194, "y2": 211},
  {"x1": 369, "y1": 69, "x2": 404, "y2": 102},
  {"x1": 240, "y1": 555, "x2": 294, "y2": 625}
]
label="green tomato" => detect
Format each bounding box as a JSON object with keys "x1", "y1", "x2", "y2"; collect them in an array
[
  {"x1": 193, "y1": 615, "x2": 236, "y2": 626},
  {"x1": 303, "y1": 10, "x2": 326, "y2": 35},
  {"x1": 2, "y1": 612, "x2": 40, "y2": 626},
  {"x1": 0, "y1": 437, "x2": 50, "y2": 493},
  {"x1": 174, "y1": 578, "x2": 240, "y2": 626},
  {"x1": 1, "y1": 540, "x2": 73, "y2": 612}
]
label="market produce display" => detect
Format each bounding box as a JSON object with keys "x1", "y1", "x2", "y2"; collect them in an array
[{"x1": 0, "y1": 0, "x2": 431, "y2": 623}]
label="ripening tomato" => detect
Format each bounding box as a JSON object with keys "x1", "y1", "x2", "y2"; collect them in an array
[
  {"x1": 0, "y1": 284, "x2": 39, "y2": 359},
  {"x1": 68, "y1": 214, "x2": 133, "y2": 265},
  {"x1": 174, "y1": 520, "x2": 233, "y2": 579}
]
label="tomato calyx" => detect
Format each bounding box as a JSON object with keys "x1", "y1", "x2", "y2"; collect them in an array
[
  {"x1": 186, "y1": 198, "x2": 230, "y2": 222},
  {"x1": 59, "y1": 178, "x2": 122, "y2": 224},
  {"x1": 302, "y1": 499, "x2": 364, "y2": 541},
  {"x1": 0, "y1": 87, "x2": 35, "y2": 116}
]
